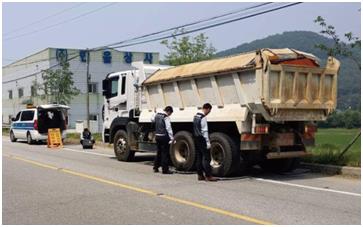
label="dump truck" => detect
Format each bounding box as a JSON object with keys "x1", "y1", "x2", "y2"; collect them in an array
[{"x1": 102, "y1": 48, "x2": 340, "y2": 177}]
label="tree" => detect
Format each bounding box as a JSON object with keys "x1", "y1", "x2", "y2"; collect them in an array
[
  {"x1": 34, "y1": 61, "x2": 80, "y2": 104},
  {"x1": 314, "y1": 16, "x2": 361, "y2": 69},
  {"x1": 161, "y1": 30, "x2": 216, "y2": 66}
]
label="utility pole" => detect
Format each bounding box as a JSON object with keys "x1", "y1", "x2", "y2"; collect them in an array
[{"x1": 86, "y1": 49, "x2": 90, "y2": 129}]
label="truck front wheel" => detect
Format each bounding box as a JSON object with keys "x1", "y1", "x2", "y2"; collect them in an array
[
  {"x1": 169, "y1": 131, "x2": 196, "y2": 171},
  {"x1": 113, "y1": 130, "x2": 135, "y2": 161},
  {"x1": 210, "y1": 132, "x2": 240, "y2": 177}
]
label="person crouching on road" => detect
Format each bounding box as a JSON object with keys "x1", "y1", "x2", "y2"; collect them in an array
[
  {"x1": 152, "y1": 106, "x2": 174, "y2": 174},
  {"x1": 193, "y1": 103, "x2": 218, "y2": 181},
  {"x1": 80, "y1": 128, "x2": 95, "y2": 146}
]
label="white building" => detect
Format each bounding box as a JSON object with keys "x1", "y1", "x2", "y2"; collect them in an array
[{"x1": 2, "y1": 47, "x2": 160, "y2": 132}]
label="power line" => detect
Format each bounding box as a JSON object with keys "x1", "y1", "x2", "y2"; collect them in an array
[
  {"x1": 3, "y1": 3, "x2": 86, "y2": 37},
  {"x1": 95, "y1": 2, "x2": 298, "y2": 51},
  {"x1": 108, "y1": 2, "x2": 302, "y2": 49},
  {"x1": 105, "y1": 2, "x2": 285, "y2": 50},
  {"x1": 4, "y1": 3, "x2": 117, "y2": 41},
  {"x1": 3, "y1": 54, "x2": 81, "y2": 84},
  {"x1": 3, "y1": 58, "x2": 17, "y2": 62},
  {"x1": 5, "y1": 2, "x2": 275, "y2": 67},
  {"x1": 96, "y1": 2, "x2": 273, "y2": 50},
  {"x1": 4, "y1": 52, "x2": 80, "y2": 68}
]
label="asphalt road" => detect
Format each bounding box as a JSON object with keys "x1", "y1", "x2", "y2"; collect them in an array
[{"x1": 3, "y1": 137, "x2": 361, "y2": 225}]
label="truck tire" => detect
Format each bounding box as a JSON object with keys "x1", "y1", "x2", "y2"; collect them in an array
[
  {"x1": 113, "y1": 130, "x2": 135, "y2": 161},
  {"x1": 210, "y1": 132, "x2": 240, "y2": 177},
  {"x1": 169, "y1": 131, "x2": 196, "y2": 171},
  {"x1": 10, "y1": 130, "x2": 17, "y2": 142},
  {"x1": 260, "y1": 157, "x2": 301, "y2": 173}
]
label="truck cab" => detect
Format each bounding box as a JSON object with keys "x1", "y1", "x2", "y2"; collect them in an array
[{"x1": 101, "y1": 64, "x2": 171, "y2": 144}]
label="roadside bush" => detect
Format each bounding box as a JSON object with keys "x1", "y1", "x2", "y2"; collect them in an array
[
  {"x1": 318, "y1": 110, "x2": 360, "y2": 128},
  {"x1": 305, "y1": 143, "x2": 360, "y2": 167}
]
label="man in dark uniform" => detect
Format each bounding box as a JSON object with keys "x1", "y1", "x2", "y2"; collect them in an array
[
  {"x1": 152, "y1": 106, "x2": 174, "y2": 174},
  {"x1": 193, "y1": 103, "x2": 218, "y2": 181}
]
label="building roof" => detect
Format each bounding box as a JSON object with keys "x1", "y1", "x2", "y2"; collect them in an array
[{"x1": 143, "y1": 48, "x2": 319, "y2": 85}]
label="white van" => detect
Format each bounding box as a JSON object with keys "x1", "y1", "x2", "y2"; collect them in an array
[{"x1": 10, "y1": 104, "x2": 69, "y2": 144}]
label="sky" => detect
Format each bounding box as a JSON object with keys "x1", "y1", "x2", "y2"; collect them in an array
[{"x1": 2, "y1": 2, "x2": 361, "y2": 65}]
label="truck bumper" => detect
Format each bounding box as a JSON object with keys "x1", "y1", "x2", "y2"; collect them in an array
[{"x1": 266, "y1": 151, "x2": 312, "y2": 159}]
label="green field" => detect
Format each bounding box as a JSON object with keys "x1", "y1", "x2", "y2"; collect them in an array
[{"x1": 304, "y1": 128, "x2": 361, "y2": 167}]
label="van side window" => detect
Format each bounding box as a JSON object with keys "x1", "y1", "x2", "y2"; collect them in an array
[
  {"x1": 20, "y1": 111, "x2": 35, "y2": 121},
  {"x1": 110, "y1": 76, "x2": 119, "y2": 97},
  {"x1": 121, "y1": 76, "x2": 126, "y2": 95}
]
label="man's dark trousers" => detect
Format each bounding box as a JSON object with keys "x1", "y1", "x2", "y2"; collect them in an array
[
  {"x1": 195, "y1": 136, "x2": 212, "y2": 177},
  {"x1": 154, "y1": 135, "x2": 170, "y2": 172}
]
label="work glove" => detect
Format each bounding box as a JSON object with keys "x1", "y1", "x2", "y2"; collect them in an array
[
  {"x1": 169, "y1": 139, "x2": 176, "y2": 145},
  {"x1": 206, "y1": 142, "x2": 211, "y2": 149}
]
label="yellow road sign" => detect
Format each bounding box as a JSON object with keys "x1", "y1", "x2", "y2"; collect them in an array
[{"x1": 47, "y1": 128, "x2": 63, "y2": 148}]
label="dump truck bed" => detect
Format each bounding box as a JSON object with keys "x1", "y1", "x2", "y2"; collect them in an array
[{"x1": 140, "y1": 48, "x2": 340, "y2": 123}]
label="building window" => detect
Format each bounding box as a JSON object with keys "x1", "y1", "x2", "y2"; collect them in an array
[
  {"x1": 89, "y1": 114, "x2": 98, "y2": 121},
  {"x1": 18, "y1": 88, "x2": 24, "y2": 98},
  {"x1": 31, "y1": 85, "x2": 37, "y2": 96},
  {"x1": 88, "y1": 83, "x2": 98, "y2": 94},
  {"x1": 8, "y1": 90, "x2": 13, "y2": 99}
]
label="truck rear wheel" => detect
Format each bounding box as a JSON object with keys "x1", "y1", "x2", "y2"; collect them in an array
[
  {"x1": 260, "y1": 158, "x2": 301, "y2": 173},
  {"x1": 210, "y1": 132, "x2": 240, "y2": 177},
  {"x1": 113, "y1": 130, "x2": 135, "y2": 161},
  {"x1": 169, "y1": 131, "x2": 196, "y2": 171}
]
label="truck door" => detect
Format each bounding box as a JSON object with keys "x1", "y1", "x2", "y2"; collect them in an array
[{"x1": 107, "y1": 75, "x2": 127, "y2": 113}]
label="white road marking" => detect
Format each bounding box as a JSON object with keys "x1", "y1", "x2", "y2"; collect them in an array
[
  {"x1": 253, "y1": 177, "x2": 361, "y2": 197},
  {"x1": 62, "y1": 147, "x2": 114, "y2": 157}
]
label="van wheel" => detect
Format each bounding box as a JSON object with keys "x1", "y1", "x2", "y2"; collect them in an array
[
  {"x1": 169, "y1": 131, "x2": 196, "y2": 171},
  {"x1": 10, "y1": 131, "x2": 17, "y2": 142},
  {"x1": 114, "y1": 130, "x2": 134, "y2": 161},
  {"x1": 210, "y1": 132, "x2": 240, "y2": 177},
  {"x1": 260, "y1": 158, "x2": 301, "y2": 173},
  {"x1": 27, "y1": 132, "x2": 34, "y2": 145}
]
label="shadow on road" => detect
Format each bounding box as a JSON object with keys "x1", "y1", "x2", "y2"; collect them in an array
[{"x1": 118, "y1": 153, "x2": 334, "y2": 182}]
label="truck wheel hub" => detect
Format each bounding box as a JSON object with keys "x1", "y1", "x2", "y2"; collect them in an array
[
  {"x1": 210, "y1": 143, "x2": 224, "y2": 168},
  {"x1": 174, "y1": 141, "x2": 189, "y2": 163},
  {"x1": 117, "y1": 138, "x2": 127, "y2": 153}
]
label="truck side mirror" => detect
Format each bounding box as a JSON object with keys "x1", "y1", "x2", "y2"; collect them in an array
[
  {"x1": 102, "y1": 79, "x2": 110, "y2": 98},
  {"x1": 11, "y1": 117, "x2": 16, "y2": 122}
]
